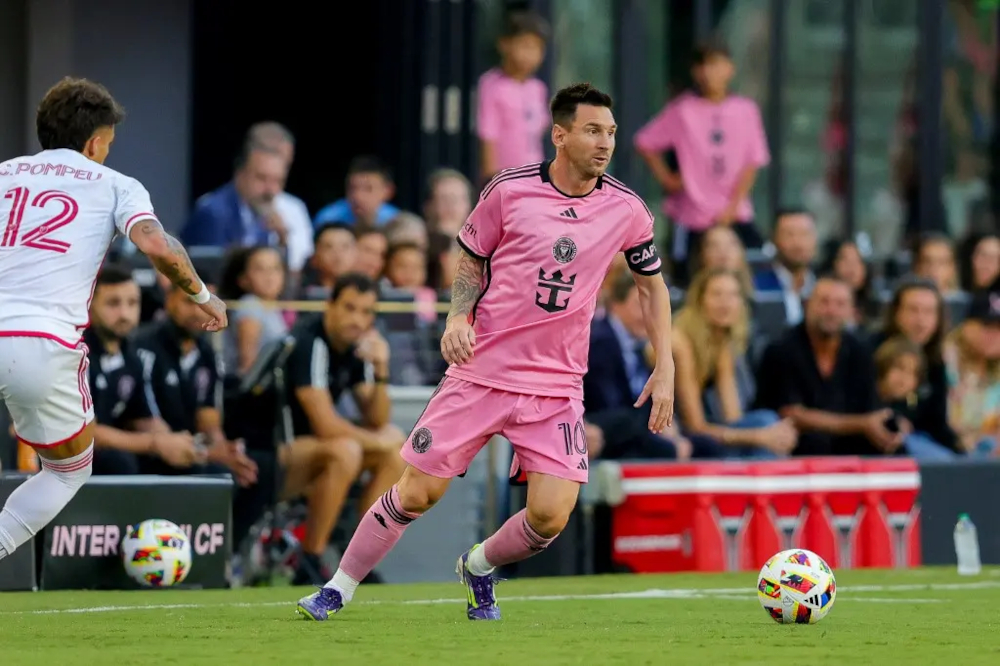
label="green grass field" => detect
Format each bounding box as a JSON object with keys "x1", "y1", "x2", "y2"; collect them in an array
[{"x1": 1, "y1": 567, "x2": 998, "y2": 665}]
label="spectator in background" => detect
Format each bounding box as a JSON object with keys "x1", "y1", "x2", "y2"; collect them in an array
[
  {"x1": 383, "y1": 243, "x2": 427, "y2": 290},
  {"x1": 584, "y1": 273, "x2": 721, "y2": 460},
  {"x1": 424, "y1": 168, "x2": 473, "y2": 236},
  {"x1": 635, "y1": 41, "x2": 769, "y2": 282},
  {"x1": 696, "y1": 224, "x2": 755, "y2": 295},
  {"x1": 825, "y1": 239, "x2": 876, "y2": 329},
  {"x1": 245, "y1": 122, "x2": 315, "y2": 286},
  {"x1": 86, "y1": 265, "x2": 201, "y2": 475},
  {"x1": 301, "y1": 223, "x2": 358, "y2": 301},
  {"x1": 755, "y1": 209, "x2": 818, "y2": 326},
  {"x1": 943, "y1": 287, "x2": 1000, "y2": 454},
  {"x1": 673, "y1": 269, "x2": 796, "y2": 458},
  {"x1": 755, "y1": 277, "x2": 903, "y2": 456},
  {"x1": 963, "y1": 233, "x2": 1000, "y2": 292},
  {"x1": 134, "y1": 285, "x2": 259, "y2": 484},
  {"x1": 913, "y1": 233, "x2": 960, "y2": 296},
  {"x1": 313, "y1": 156, "x2": 399, "y2": 229},
  {"x1": 427, "y1": 232, "x2": 461, "y2": 291},
  {"x1": 873, "y1": 279, "x2": 957, "y2": 453},
  {"x1": 354, "y1": 229, "x2": 388, "y2": 281},
  {"x1": 476, "y1": 10, "x2": 550, "y2": 182},
  {"x1": 284, "y1": 274, "x2": 406, "y2": 583},
  {"x1": 384, "y1": 211, "x2": 430, "y2": 251},
  {"x1": 218, "y1": 246, "x2": 289, "y2": 377},
  {"x1": 181, "y1": 143, "x2": 288, "y2": 249},
  {"x1": 873, "y1": 336, "x2": 955, "y2": 459}
]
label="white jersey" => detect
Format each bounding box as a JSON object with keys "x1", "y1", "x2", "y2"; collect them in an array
[{"x1": 0, "y1": 148, "x2": 157, "y2": 345}]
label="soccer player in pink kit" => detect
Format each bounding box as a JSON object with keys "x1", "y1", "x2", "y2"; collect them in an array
[{"x1": 297, "y1": 83, "x2": 675, "y2": 621}]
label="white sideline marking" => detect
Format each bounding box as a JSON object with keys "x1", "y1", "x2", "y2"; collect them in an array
[{"x1": 3, "y1": 580, "x2": 989, "y2": 616}]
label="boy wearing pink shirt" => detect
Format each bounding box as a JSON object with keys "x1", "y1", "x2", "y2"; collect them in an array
[
  {"x1": 298, "y1": 83, "x2": 676, "y2": 622},
  {"x1": 635, "y1": 42, "x2": 770, "y2": 281},
  {"x1": 476, "y1": 11, "x2": 551, "y2": 182}
]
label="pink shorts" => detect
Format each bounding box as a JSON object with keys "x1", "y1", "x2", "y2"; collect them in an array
[{"x1": 401, "y1": 377, "x2": 589, "y2": 483}]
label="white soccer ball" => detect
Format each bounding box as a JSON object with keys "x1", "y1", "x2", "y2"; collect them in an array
[
  {"x1": 757, "y1": 548, "x2": 837, "y2": 624},
  {"x1": 121, "y1": 518, "x2": 192, "y2": 588}
]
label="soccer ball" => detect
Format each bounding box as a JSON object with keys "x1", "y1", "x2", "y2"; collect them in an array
[
  {"x1": 120, "y1": 519, "x2": 192, "y2": 588},
  {"x1": 757, "y1": 548, "x2": 837, "y2": 624}
]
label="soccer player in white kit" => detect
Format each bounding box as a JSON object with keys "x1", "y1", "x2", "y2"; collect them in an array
[{"x1": 0, "y1": 77, "x2": 228, "y2": 562}]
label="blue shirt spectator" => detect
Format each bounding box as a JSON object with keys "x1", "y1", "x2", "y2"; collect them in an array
[{"x1": 313, "y1": 155, "x2": 399, "y2": 228}]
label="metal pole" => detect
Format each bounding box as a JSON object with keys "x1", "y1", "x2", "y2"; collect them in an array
[
  {"x1": 613, "y1": 0, "x2": 647, "y2": 187},
  {"x1": 842, "y1": 0, "x2": 858, "y2": 238},
  {"x1": 767, "y1": 0, "x2": 787, "y2": 221},
  {"x1": 695, "y1": 0, "x2": 713, "y2": 41},
  {"x1": 916, "y1": 0, "x2": 944, "y2": 234}
]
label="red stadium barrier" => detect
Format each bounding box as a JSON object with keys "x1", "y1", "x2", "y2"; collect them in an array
[{"x1": 600, "y1": 458, "x2": 920, "y2": 573}]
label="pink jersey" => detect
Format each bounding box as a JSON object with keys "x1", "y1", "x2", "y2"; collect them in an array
[
  {"x1": 451, "y1": 162, "x2": 662, "y2": 400},
  {"x1": 0, "y1": 149, "x2": 156, "y2": 345},
  {"x1": 634, "y1": 92, "x2": 769, "y2": 231},
  {"x1": 476, "y1": 68, "x2": 549, "y2": 173}
]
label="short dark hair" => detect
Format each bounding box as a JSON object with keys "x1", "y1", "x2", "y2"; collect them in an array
[
  {"x1": 331, "y1": 272, "x2": 379, "y2": 303},
  {"x1": 501, "y1": 10, "x2": 550, "y2": 41},
  {"x1": 550, "y1": 83, "x2": 614, "y2": 128},
  {"x1": 693, "y1": 39, "x2": 732, "y2": 65},
  {"x1": 36, "y1": 77, "x2": 126, "y2": 151},
  {"x1": 234, "y1": 141, "x2": 285, "y2": 171},
  {"x1": 347, "y1": 155, "x2": 393, "y2": 183},
  {"x1": 772, "y1": 207, "x2": 813, "y2": 235},
  {"x1": 313, "y1": 222, "x2": 357, "y2": 247},
  {"x1": 95, "y1": 263, "x2": 134, "y2": 288}
]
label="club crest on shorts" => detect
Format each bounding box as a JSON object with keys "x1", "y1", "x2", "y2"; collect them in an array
[
  {"x1": 552, "y1": 236, "x2": 577, "y2": 264},
  {"x1": 411, "y1": 427, "x2": 432, "y2": 453}
]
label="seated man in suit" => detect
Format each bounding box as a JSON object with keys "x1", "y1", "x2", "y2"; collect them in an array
[
  {"x1": 754, "y1": 208, "x2": 817, "y2": 326},
  {"x1": 180, "y1": 142, "x2": 288, "y2": 249},
  {"x1": 584, "y1": 272, "x2": 724, "y2": 460}
]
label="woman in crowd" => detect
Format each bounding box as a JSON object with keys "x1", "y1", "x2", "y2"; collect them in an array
[
  {"x1": 696, "y1": 224, "x2": 754, "y2": 296},
  {"x1": 673, "y1": 268, "x2": 797, "y2": 457},
  {"x1": 963, "y1": 233, "x2": 1000, "y2": 292},
  {"x1": 943, "y1": 289, "x2": 1000, "y2": 454},
  {"x1": 218, "y1": 246, "x2": 289, "y2": 377},
  {"x1": 423, "y1": 168, "x2": 473, "y2": 236},
  {"x1": 913, "y1": 233, "x2": 960, "y2": 296},
  {"x1": 825, "y1": 239, "x2": 877, "y2": 329},
  {"x1": 874, "y1": 278, "x2": 957, "y2": 452}
]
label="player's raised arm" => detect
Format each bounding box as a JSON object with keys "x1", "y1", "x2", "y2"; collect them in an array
[{"x1": 128, "y1": 219, "x2": 228, "y2": 331}]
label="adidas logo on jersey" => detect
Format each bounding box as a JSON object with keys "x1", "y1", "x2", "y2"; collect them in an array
[
  {"x1": 577, "y1": 459, "x2": 588, "y2": 470},
  {"x1": 559, "y1": 207, "x2": 578, "y2": 219}
]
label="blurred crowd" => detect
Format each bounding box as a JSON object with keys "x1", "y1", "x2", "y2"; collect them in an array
[{"x1": 1, "y1": 6, "x2": 997, "y2": 584}]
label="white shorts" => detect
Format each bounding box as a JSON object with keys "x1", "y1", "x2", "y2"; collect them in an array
[{"x1": 0, "y1": 335, "x2": 93, "y2": 448}]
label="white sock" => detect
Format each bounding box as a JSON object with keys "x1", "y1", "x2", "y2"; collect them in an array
[
  {"x1": 0, "y1": 444, "x2": 93, "y2": 561},
  {"x1": 466, "y1": 544, "x2": 495, "y2": 576},
  {"x1": 325, "y1": 569, "x2": 360, "y2": 602}
]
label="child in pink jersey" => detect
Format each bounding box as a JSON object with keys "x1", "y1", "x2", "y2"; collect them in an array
[
  {"x1": 297, "y1": 83, "x2": 676, "y2": 624},
  {"x1": 476, "y1": 10, "x2": 551, "y2": 183},
  {"x1": 635, "y1": 42, "x2": 770, "y2": 283}
]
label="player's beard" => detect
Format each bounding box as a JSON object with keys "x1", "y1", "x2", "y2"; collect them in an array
[{"x1": 574, "y1": 152, "x2": 610, "y2": 180}]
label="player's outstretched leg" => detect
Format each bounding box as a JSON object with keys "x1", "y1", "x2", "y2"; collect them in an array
[
  {"x1": 0, "y1": 425, "x2": 95, "y2": 561},
  {"x1": 457, "y1": 472, "x2": 579, "y2": 621},
  {"x1": 296, "y1": 465, "x2": 450, "y2": 620}
]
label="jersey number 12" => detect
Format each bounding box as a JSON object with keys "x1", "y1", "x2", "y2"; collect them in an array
[{"x1": 2, "y1": 187, "x2": 79, "y2": 253}]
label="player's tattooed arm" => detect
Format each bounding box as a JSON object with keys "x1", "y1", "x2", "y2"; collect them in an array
[
  {"x1": 448, "y1": 249, "x2": 485, "y2": 321},
  {"x1": 129, "y1": 219, "x2": 200, "y2": 295}
]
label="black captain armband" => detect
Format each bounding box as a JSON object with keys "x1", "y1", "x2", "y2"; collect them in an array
[{"x1": 624, "y1": 239, "x2": 661, "y2": 275}]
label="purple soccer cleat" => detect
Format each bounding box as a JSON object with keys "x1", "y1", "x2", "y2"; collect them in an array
[
  {"x1": 296, "y1": 586, "x2": 344, "y2": 621},
  {"x1": 456, "y1": 545, "x2": 502, "y2": 621}
]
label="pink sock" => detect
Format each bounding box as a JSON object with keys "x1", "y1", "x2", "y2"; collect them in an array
[
  {"x1": 337, "y1": 485, "x2": 420, "y2": 582},
  {"x1": 482, "y1": 509, "x2": 557, "y2": 567}
]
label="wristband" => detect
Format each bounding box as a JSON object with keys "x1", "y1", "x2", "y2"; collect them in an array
[
  {"x1": 190, "y1": 282, "x2": 211, "y2": 304},
  {"x1": 373, "y1": 377, "x2": 389, "y2": 384}
]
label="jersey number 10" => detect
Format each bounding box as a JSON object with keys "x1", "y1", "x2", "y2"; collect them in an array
[{"x1": 2, "y1": 186, "x2": 79, "y2": 253}]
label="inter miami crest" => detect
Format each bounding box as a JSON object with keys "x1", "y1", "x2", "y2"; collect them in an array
[
  {"x1": 411, "y1": 427, "x2": 433, "y2": 454},
  {"x1": 552, "y1": 236, "x2": 577, "y2": 264}
]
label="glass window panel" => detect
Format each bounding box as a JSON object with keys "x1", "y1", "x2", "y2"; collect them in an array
[
  {"x1": 550, "y1": 0, "x2": 613, "y2": 92},
  {"x1": 854, "y1": 0, "x2": 919, "y2": 256}
]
